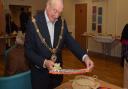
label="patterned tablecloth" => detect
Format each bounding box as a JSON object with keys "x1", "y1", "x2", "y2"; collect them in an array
[{"x1": 56, "y1": 80, "x2": 122, "y2": 89}]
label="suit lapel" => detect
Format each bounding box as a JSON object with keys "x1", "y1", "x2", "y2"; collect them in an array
[
  {"x1": 53, "y1": 19, "x2": 62, "y2": 48},
  {"x1": 35, "y1": 11, "x2": 52, "y2": 48}
]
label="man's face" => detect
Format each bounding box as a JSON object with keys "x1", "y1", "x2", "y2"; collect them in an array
[{"x1": 46, "y1": 1, "x2": 63, "y2": 22}]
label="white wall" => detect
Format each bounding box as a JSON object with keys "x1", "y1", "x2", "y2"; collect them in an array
[
  {"x1": 106, "y1": 0, "x2": 128, "y2": 57},
  {"x1": 63, "y1": 0, "x2": 75, "y2": 37},
  {"x1": 116, "y1": 0, "x2": 128, "y2": 36},
  {"x1": 65, "y1": 0, "x2": 128, "y2": 57}
]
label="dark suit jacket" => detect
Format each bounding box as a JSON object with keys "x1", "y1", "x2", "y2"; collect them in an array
[{"x1": 24, "y1": 11, "x2": 86, "y2": 70}]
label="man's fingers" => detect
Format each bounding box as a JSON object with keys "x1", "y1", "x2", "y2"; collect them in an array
[{"x1": 45, "y1": 60, "x2": 54, "y2": 70}]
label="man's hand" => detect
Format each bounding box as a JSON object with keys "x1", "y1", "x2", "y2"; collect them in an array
[
  {"x1": 44, "y1": 59, "x2": 55, "y2": 70},
  {"x1": 83, "y1": 56, "x2": 94, "y2": 70}
]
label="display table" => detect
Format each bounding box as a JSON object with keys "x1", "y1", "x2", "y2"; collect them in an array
[
  {"x1": 0, "y1": 35, "x2": 16, "y2": 50},
  {"x1": 81, "y1": 32, "x2": 120, "y2": 56},
  {"x1": 56, "y1": 80, "x2": 122, "y2": 89}
]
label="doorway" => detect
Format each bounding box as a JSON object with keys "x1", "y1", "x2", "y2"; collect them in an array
[
  {"x1": 0, "y1": 0, "x2": 5, "y2": 34},
  {"x1": 9, "y1": 5, "x2": 31, "y2": 28},
  {"x1": 75, "y1": 4, "x2": 87, "y2": 50}
]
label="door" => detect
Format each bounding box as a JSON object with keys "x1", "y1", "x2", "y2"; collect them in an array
[
  {"x1": 0, "y1": 0, "x2": 6, "y2": 55},
  {"x1": 0, "y1": 0, "x2": 5, "y2": 34},
  {"x1": 75, "y1": 4, "x2": 87, "y2": 50},
  {"x1": 9, "y1": 5, "x2": 31, "y2": 28}
]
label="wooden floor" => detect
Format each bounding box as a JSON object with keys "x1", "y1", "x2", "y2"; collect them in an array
[
  {"x1": 0, "y1": 48, "x2": 123, "y2": 88},
  {"x1": 62, "y1": 49, "x2": 123, "y2": 88}
]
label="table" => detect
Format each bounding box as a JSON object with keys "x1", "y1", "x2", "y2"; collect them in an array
[
  {"x1": 0, "y1": 35, "x2": 16, "y2": 47},
  {"x1": 56, "y1": 80, "x2": 122, "y2": 89},
  {"x1": 81, "y1": 32, "x2": 120, "y2": 56},
  {"x1": 0, "y1": 35, "x2": 16, "y2": 39}
]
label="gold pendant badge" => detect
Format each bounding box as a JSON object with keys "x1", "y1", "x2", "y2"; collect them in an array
[{"x1": 51, "y1": 54, "x2": 57, "y2": 62}]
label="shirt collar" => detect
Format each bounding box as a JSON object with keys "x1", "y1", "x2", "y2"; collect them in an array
[{"x1": 44, "y1": 10, "x2": 50, "y2": 23}]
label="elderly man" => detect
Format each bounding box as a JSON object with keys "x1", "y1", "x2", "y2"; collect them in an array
[{"x1": 24, "y1": 0, "x2": 94, "y2": 89}]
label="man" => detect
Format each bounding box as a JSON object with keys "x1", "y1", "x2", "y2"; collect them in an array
[
  {"x1": 124, "y1": 58, "x2": 128, "y2": 89},
  {"x1": 121, "y1": 24, "x2": 128, "y2": 66},
  {"x1": 24, "y1": 0, "x2": 94, "y2": 89},
  {"x1": 121, "y1": 24, "x2": 128, "y2": 88}
]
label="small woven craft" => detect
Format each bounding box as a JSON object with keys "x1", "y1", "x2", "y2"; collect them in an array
[{"x1": 71, "y1": 75, "x2": 100, "y2": 89}]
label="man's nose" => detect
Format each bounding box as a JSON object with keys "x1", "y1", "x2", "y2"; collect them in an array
[{"x1": 54, "y1": 12, "x2": 60, "y2": 19}]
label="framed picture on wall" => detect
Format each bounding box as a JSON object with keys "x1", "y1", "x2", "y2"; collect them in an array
[
  {"x1": 92, "y1": 6, "x2": 97, "y2": 31},
  {"x1": 98, "y1": 15, "x2": 102, "y2": 24},
  {"x1": 92, "y1": 23, "x2": 96, "y2": 31},
  {"x1": 92, "y1": 6, "x2": 97, "y2": 14},
  {"x1": 92, "y1": 6, "x2": 103, "y2": 33},
  {"x1": 98, "y1": 7, "x2": 102, "y2": 15},
  {"x1": 97, "y1": 25, "x2": 102, "y2": 33},
  {"x1": 92, "y1": 14, "x2": 96, "y2": 22}
]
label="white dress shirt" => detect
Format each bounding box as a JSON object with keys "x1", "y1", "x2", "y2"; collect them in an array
[{"x1": 45, "y1": 10, "x2": 55, "y2": 47}]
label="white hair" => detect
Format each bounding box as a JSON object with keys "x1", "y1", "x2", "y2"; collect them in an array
[{"x1": 47, "y1": 0, "x2": 63, "y2": 8}]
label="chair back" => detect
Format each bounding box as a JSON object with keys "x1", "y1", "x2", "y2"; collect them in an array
[{"x1": 0, "y1": 70, "x2": 32, "y2": 89}]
